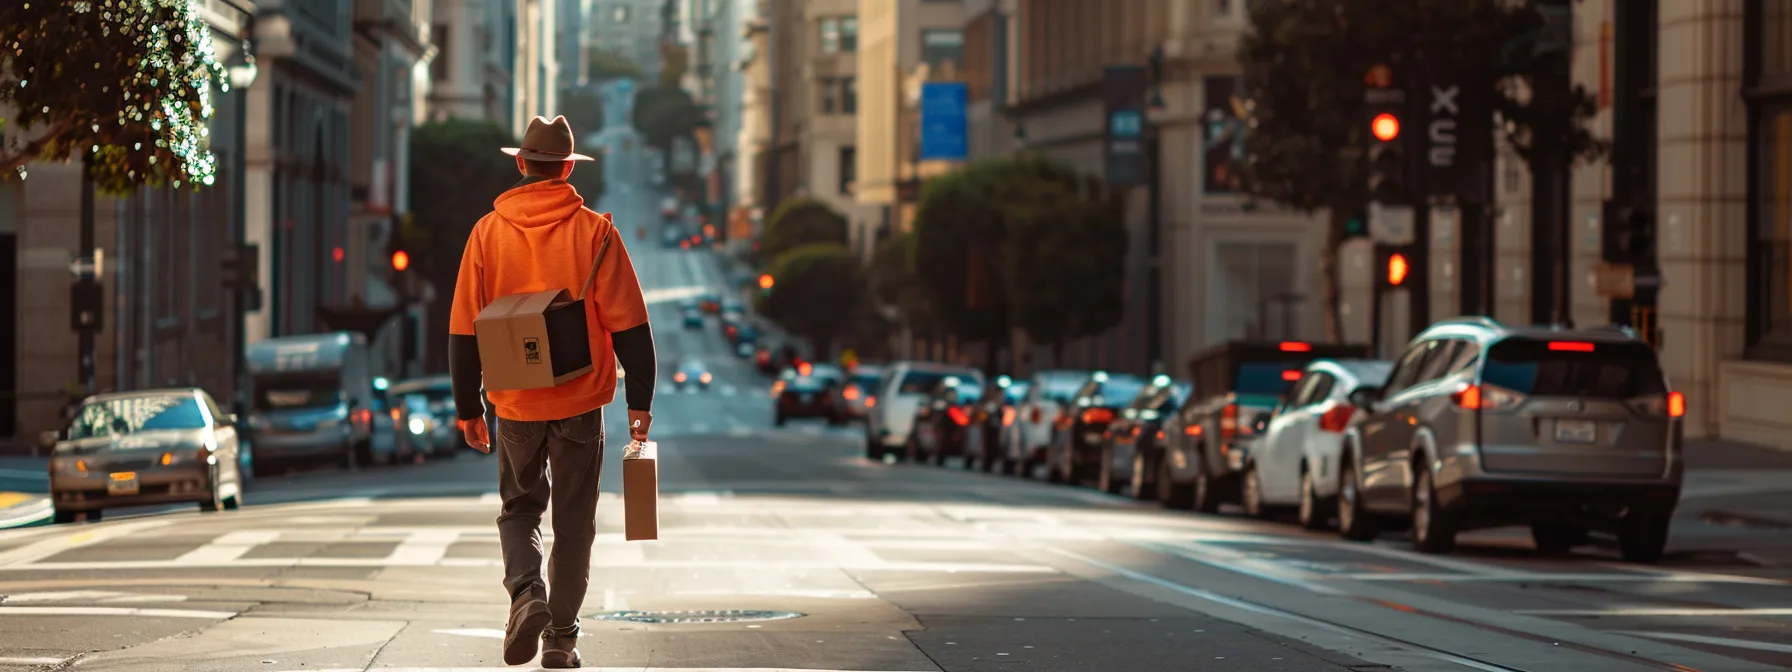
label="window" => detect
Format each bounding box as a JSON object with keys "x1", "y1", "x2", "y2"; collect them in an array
[
  {"x1": 1480, "y1": 340, "x2": 1667, "y2": 398},
  {"x1": 842, "y1": 76, "x2": 857, "y2": 114},
  {"x1": 1750, "y1": 0, "x2": 1792, "y2": 357},
  {"x1": 840, "y1": 16, "x2": 858, "y2": 52},
  {"x1": 1415, "y1": 340, "x2": 1466, "y2": 384},
  {"x1": 821, "y1": 77, "x2": 840, "y2": 114},
  {"x1": 1383, "y1": 342, "x2": 1434, "y2": 394},
  {"x1": 431, "y1": 24, "x2": 449, "y2": 81},
  {"x1": 838, "y1": 146, "x2": 856, "y2": 195},
  {"x1": 921, "y1": 29, "x2": 964, "y2": 68},
  {"x1": 820, "y1": 16, "x2": 856, "y2": 54},
  {"x1": 820, "y1": 17, "x2": 840, "y2": 54}
]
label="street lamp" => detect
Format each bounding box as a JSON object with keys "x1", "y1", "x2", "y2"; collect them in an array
[
  {"x1": 227, "y1": 46, "x2": 259, "y2": 90},
  {"x1": 227, "y1": 36, "x2": 257, "y2": 419},
  {"x1": 1144, "y1": 84, "x2": 1166, "y2": 373}
]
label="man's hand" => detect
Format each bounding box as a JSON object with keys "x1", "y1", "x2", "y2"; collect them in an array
[
  {"x1": 627, "y1": 409, "x2": 652, "y2": 443},
  {"x1": 460, "y1": 416, "x2": 492, "y2": 453}
]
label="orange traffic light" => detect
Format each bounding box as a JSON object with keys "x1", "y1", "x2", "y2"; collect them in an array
[
  {"x1": 1371, "y1": 113, "x2": 1400, "y2": 142},
  {"x1": 391, "y1": 250, "x2": 410, "y2": 272},
  {"x1": 758, "y1": 273, "x2": 775, "y2": 289},
  {"x1": 1387, "y1": 252, "x2": 1409, "y2": 286}
]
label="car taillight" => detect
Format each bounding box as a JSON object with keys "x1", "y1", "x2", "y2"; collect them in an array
[
  {"x1": 948, "y1": 407, "x2": 971, "y2": 426},
  {"x1": 1548, "y1": 341, "x2": 1596, "y2": 352},
  {"x1": 866, "y1": 395, "x2": 877, "y2": 408},
  {"x1": 1282, "y1": 370, "x2": 1302, "y2": 381},
  {"x1": 1220, "y1": 404, "x2": 1238, "y2": 439},
  {"x1": 1184, "y1": 424, "x2": 1203, "y2": 437},
  {"x1": 1156, "y1": 429, "x2": 1166, "y2": 441},
  {"x1": 1081, "y1": 408, "x2": 1115, "y2": 425},
  {"x1": 1630, "y1": 391, "x2": 1686, "y2": 418},
  {"x1": 1668, "y1": 391, "x2": 1685, "y2": 417},
  {"x1": 844, "y1": 385, "x2": 861, "y2": 400},
  {"x1": 1131, "y1": 425, "x2": 1143, "y2": 437},
  {"x1": 1317, "y1": 404, "x2": 1356, "y2": 433},
  {"x1": 1453, "y1": 383, "x2": 1523, "y2": 411},
  {"x1": 1002, "y1": 407, "x2": 1016, "y2": 426}
]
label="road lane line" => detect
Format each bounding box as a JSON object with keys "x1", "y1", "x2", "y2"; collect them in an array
[
  {"x1": 385, "y1": 529, "x2": 459, "y2": 565},
  {"x1": 1334, "y1": 572, "x2": 1791, "y2": 585},
  {"x1": 1623, "y1": 632, "x2": 1792, "y2": 654},
  {"x1": 174, "y1": 530, "x2": 280, "y2": 564},
  {"x1": 1519, "y1": 607, "x2": 1792, "y2": 617},
  {"x1": 1133, "y1": 540, "x2": 1344, "y2": 596},
  {"x1": 4, "y1": 558, "x2": 1058, "y2": 573},
  {"x1": 0, "y1": 606, "x2": 233, "y2": 619},
  {"x1": 0, "y1": 657, "x2": 71, "y2": 666},
  {"x1": 0, "y1": 519, "x2": 171, "y2": 568},
  {"x1": 276, "y1": 668, "x2": 937, "y2": 672}
]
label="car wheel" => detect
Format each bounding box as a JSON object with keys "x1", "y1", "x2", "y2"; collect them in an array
[
  {"x1": 1337, "y1": 458, "x2": 1379, "y2": 541},
  {"x1": 52, "y1": 508, "x2": 77, "y2": 525},
  {"x1": 1618, "y1": 510, "x2": 1671, "y2": 563},
  {"x1": 774, "y1": 414, "x2": 787, "y2": 427},
  {"x1": 1096, "y1": 443, "x2": 1123, "y2": 494},
  {"x1": 1242, "y1": 466, "x2": 1266, "y2": 518},
  {"x1": 1158, "y1": 456, "x2": 1195, "y2": 509},
  {"x1": 1298, "y1": 467, "x2": 1333, "y2": 530},
  {"x1": 1192, "y1": 455, "x2": 1221, "y2": 514},
  {"x1": 1411, "y1": 468, "x2": 1457, "y2": 554},
  {"x1": 1530, "y1": 524, "x2": 1587, "y2": 555}
]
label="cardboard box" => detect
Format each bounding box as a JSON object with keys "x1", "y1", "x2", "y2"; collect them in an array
[
  {"x1": 473, "y1": 290, "x2": 594, "y2": 391},
  {"x1": 622, "y1": 440, "x2": 658, "y2": 541}
]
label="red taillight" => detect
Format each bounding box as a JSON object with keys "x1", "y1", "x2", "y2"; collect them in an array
[
  {"x1": 1454, "y1": 384, "x2": 1483, "y2": 409},
  {"x1": 1279, "y1": 341, "x2": 1312, "y2": 352},
  {"x1": 358, "y1": 409, "x2": 373, "y2": 424},
  {"x1": 844, "y1": 385, "x2": 861, "y2": 400},
  {"x1": 757, "y1": 352, "x2": 770, "y2": 363},
  {"x1": 1080, "y1": 408, "x2": 1115, "y2": 425},
  {"x1": 1318, "y1": 404, "x2": 1356, "y2": 433},
  {"x1": 1667, "y1": 391, "x2": 1685, "y2": 418},
  {"x1": 799, "y1": 362, "x2": 813, "y2": 376},
  {"x1": 1548, "y1": 341, "x2": 1596, "y2": 352},
  {"x1": 947, "y1": 407, "x2": 971, "y2": 426},
  {"x1": 1282, "y1": 370, "x2": 1302, "y2": 381},
  {"x1": 1220, "y1": 404, "x2": 1238, "y2": 439},
  {"x1": 1131, "y1": 425, "x2": 1143, "y2": 437},
  {"x1": 1002, "y1": 407, "x2": 1016, "y2": 426},
  {"x1": 1184, "y1": 424, "x2": 1203, "y2": 437},
  {"x1": 866, "y1": 395, "x2": 877, "y2": 408},
  {"x1": 1155, "y1": 429, "x2": 1166, "y2": 441}
]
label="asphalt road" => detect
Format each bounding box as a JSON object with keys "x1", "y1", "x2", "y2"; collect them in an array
[{"x1": 2, "y1": 130, "x2": 1791, "y2": 670}]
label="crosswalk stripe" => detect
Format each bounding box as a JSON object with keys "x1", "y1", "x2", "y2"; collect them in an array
[
  {"x1": 281, "y1": 668, "x2": 936, "y2": 672},
  {"x1": 174, "y1": 530, "x2": 279, "y2": 564}
]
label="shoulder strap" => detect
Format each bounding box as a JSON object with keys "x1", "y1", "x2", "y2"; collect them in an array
[{"x1": 577, "y1": 226, "x2": 614, "y2": 301}]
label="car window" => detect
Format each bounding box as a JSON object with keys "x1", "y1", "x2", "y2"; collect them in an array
[
  {"x1": 1030, "y1": 374, "x2": 1085, "y2": 403},
  {"x1": 69, "y1": 394, "x2": 209, "y2": 439},
  {"x1": 1295, "y1": 373, "x2": 1335, "y2": 407},
  {"x1": 1415, "y1": 339, "x2": 1466, "y2": 385},
  {"x1": 1480, "y1": 339, "x2": 1667, "y2": 398},
  {"x1": 1450, "y1": 341, "x2": 1482, "y2": 372},
  {"x1": 1383, "y1": 342, "x2": 1433, "y2": 393},
  {"x1": 1236, "y1": 363, "x2": 1305, "y2": 396},
  {"x1": 898, "y1": 370, "x2": 949, "y2": 394}
]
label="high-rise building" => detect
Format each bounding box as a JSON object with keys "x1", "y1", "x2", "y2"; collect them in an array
[{"x1": 429, "y1": 0, "x2": 516, "y2": 126}]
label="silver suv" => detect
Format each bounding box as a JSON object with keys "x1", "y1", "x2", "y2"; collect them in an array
[{"x1": 1337, "y1": 318, "x2": 1683, "y2": 562}]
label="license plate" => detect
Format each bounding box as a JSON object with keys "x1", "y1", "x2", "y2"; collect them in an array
[
  {"x1": 107, "y1": 471, "x2": 140, "y2": 496},
  {"x1": 1554, "y1": 419, "x2": 1597, "y2": 444}
]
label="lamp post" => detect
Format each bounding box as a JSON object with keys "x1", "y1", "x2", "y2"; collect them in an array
[
  {"x1": 227, "y1": 38, "x2": 258, "y2": 416},
  {"x1": 1144, "y1": 87, "x2": 1166, "y2": 374}
]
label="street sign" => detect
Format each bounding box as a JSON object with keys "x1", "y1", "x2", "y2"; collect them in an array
[
  {"x1": 1427, "y1": 84, "x2": 1460, "y2": 170},
  {"x1": 1370, "y1": 203, "x2": 1416, "y2": 245},
  {"x1": 71, "y1": 279, "x2": 103, "y2": 332},
  {"x1": 68, "y1": 250, "x2": 105, "y2": 280},
  {"x1": 1102, "y1": 66, "x2": 1149, "y2": 187},
  {"x1": 1594, "y1": 262, "x2": 1635, "y2": 299},
  {"x1": 919, "y1": 82, "x2": 969, "y2": 161}
]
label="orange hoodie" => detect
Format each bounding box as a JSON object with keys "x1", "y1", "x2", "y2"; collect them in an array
[{"x1": 448, "y1": 179, "x2": 649, "y2": 422}]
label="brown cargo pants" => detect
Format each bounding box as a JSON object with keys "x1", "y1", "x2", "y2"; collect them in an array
[{"x1": 494, "y1": 407, "x2": 605, "y2": 638}]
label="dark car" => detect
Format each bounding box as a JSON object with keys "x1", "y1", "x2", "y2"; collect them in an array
[
  {"x1": 661, "y1": 226, "x2": 685, "y2": 248},
  {"x1": 965, "y1": 378, "x2": 1030, "y2": 472},
  {"x1": 1046, "y1": 372, "x2": 1148, "y2": 485},
  {"x1": 698, "y1": 292, "x2": 722, "y2": 314},
  {"x1": 838, "y1": 365, "x2": 885, "y2": 422},
  {"x1": 1097, "y1": 375, "x2": 1193, "y2": 496},
  {"x1": 682, "y1": 307, "x2": 705, "y2": 329},
  {"x1": 909, "y1": 377, "x2": 984, "y2": 465},
  {"x1": 673, "y1": 359, "x2": 712, "y2": 390},
  {"x1": 773, "y1": 369, "x2": 842, "y2": 425}
]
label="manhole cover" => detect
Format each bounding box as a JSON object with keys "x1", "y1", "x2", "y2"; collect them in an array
[{"x1": 593, "y1": 609, "x2": 806, "y2": 624}]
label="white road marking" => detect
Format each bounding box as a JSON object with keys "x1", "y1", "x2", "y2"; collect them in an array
[
  {"x1": 678, "y1": 492, "x2": 727, "y2": 505},
  {"x1": 1336, "y1": 572, "x2": 1791, "y2": 585},
  {"x1": 1136, "y1": 540, "x2": 1344, "y2": 596},
  {"x1": 0, "y1": 606, "x2": 233, "y2": 619},
  {"x1": 0, "y1": 519, "x2": 172, "y2": 567},
  {"x1": 666, "y1": 588, "x2": 878, "y2": 599},
  {"x1": 1519, "y1": 607, "x2": 1792, "y2": 617},
  {"x1": 175, "y1": 529, "x2": 280, "y2": 564},
  {"x1": 385, "y1": 529, "x2": 458, "y2": 565},
  {"x1": 1622, "y1": 631, "x2": 1792, "y2": 654},
  {"x1": 3, "y1": 557, "x2": 1057, "y2": 573},
  {"x1": 0, "y1": 657, "x2": 71, "y2": 666},
  {"x1": 277, "y1": 668, "x2": 936, "y2": 672}
]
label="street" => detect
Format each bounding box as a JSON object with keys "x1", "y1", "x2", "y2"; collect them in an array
[{"x1": 2, "y1": 112, "x2": 1790, "y2": 672}]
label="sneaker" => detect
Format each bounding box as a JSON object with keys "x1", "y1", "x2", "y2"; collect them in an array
[
  {"x1": 540, "y1": 631, "x2": 582, "y2": 669},
  {"x1": 503, "y1": 588, "x2": 551, "y2": 665}
]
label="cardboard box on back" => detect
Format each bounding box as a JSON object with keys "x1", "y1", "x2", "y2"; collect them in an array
[{"x1": 473, "y1": 232, "x2": 614, "y2": 392}]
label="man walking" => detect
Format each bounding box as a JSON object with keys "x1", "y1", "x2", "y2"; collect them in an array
[{"x1": 448, "y1": 115, "x2": 657, "y2": 668}]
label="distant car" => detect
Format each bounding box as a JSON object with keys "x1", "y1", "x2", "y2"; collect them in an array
[
  {"x1": 46, "y1": 388, "x2": 250, "y2": 523},
  {"x1": 1250, "y1": 358, "x2": 1392, "y2": 529},
  {"x1": 661, "y1": 197, "x2": 679, "y2": 219},
  {"x1": 965, "y1": 377, "x2": 1029, "y2": 472},
  {"x1": 755, "y1": 347, "x2": 776, "y2": 373},
  {"x1": 661, "y1": 227, "x2": 685, "y2": 248},
  {"x1": 838, "y1": 365, "x2": 885, "y2": 422},
  {"x1": 387, "y1": 376, "x2": 462, "y2": 459},
  {"x1": 720, "y1": 298, "x2": 745, "y2": 319},
  {"x1": 1047, "y1": 371, "x2": 1148, "y2": 485},
  {"x1": 672, "y1": 359, "x2": 712, "y2": 390},
  {"x1": 736, "y1": 342, "x2": 757, "y2": 358},
  {"x1": 1097, "y1": 375, "x2": 1193, "y2": 496},
  {"x1": 773, "y1": 369, "x2": 842, "y2": 426},
  {"x1": 682, "y1": 309, "x2": 704, "y2": 329},
  {"x1": 863, "y1": 362, "x2": 984, "y2": 461},
  {"x1": 698, "y1": 293, "x2": 722, "y2": 314},
  {"x1": 1001, "y1": 370, "x2": 1092, "y2": 478},
  {"x1": 909, "y1": 376, "x2": 984, "y2": 465}
]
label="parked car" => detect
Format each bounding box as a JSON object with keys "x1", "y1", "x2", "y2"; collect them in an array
[
  {"x1": 1336, "y1": 319, "x2": 1682, "y2": 562},
  {"x1": 245, "y1": 331, "x2": 380, "y2": 471},
  {"x1": 838, "y1": 364, "x2": 885, "y2": 423},
  {"x1": 46, "y1": 388, "x2": 249, "y2": 523},
  {"x1": 1044, "y1": 372, "x2": 1148, "y2": 485},
  {"x1": 386, "y1": 376, "x2": 462, "y2": 459},
  {"x1": 661, "y1": 226, "x2": 685, "y2": 248},
  {"x1": 773, "y1": 367, "x2": 843, "y2": 426},
  {"x1": 1000, "y1": 370, "x2": 1091, "y2": 477},
  {"x1": 720, "y1": 298, "x2": 745, "y2": 321},
  {"x1": 682, "y1": 307, "x2": 705, "y2": 329},
  {"x1": 1159, "y1": 341, "x2": 1371, "y2": 512},
  {"x1": 908, "y1": 376, "x2": 984, "y2": 465},
  {"x1": 1247, "y1": 359, "x2": 1392, "y2": 528},
  {"x1": 964, "y1": 377, "x2": 1029, "y2": 472},
  {"x1": 1097, "y1": 375, "x2": 1193, "y2": 496},
  {"x1": 864, "y1": 362, "x2": 984, "y2": 461}
]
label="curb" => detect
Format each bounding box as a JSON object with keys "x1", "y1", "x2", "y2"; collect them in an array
[
  {"x1": 1700, "y1": 508, "x2": 1792, "y2": 531},
  {"x1": 0, "y1": 492, "x2": 52, "y2": 529}
]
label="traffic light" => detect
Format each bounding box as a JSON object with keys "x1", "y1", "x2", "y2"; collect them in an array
[
  {"x1": 1344, "y1": 211, "x2": 1369, "y2": 239},
  {"x1": 1375, "y1": 245, "x2": 1414, "y2": 289},
  {"x1": 758, "y1": 273, "x2": 774, "y2": 290},
  {"x1": 1388, "y1": 252, "x2": 1410, "y2": 286},
  {"x1": 1622, "y1": 208, "x2": 1655, "y2": 262},
  {"x1": 391, "y1": 250, "x2": 411, "y2": 272},
  {"x1": 1368, "y1": 130, "x2": 1408, "y2": 205}
]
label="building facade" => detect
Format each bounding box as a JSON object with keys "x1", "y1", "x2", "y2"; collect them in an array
[
  {"x1": 588, "y1": 0, "x2": 665, "y2": 82},
  {"x1": 854, "y1": 0, "x2": 968, "y2": 259},
  {"x1": 428, "y1": 0, "x2": 514, "y2": 125},
  {"x1": 736, "y1": 1, "x2": 773, "y2": 232},
  {"x1": 513, "y1": 0, "x2": 560, "y2": 139}
]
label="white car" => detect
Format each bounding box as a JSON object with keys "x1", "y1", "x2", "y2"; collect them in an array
[
  {"x1": 864, "y1": 362, "x2": 983, "y2": 461},
  {"x1": 999, "y1": 370, "x2": 1091, "y2": 476},
  {"x1": 1244, "y1": 358, "x2": 1393, "y2": 529}
]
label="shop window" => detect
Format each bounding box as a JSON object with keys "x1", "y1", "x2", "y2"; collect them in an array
[
  {"x1": 922, "y1": 29, "x2": 964, "y2": 69},
  {"x1": 1753, "y1": 106, "x2": 1792, "y2": 355}
]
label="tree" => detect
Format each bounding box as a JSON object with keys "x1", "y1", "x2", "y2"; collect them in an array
[
  {"x1": 558, "y1": 89, "x2": 607, "y2": 199},
  {"x1": 588, "y1": 49, "x2": 643, "y2": 81},
  {"x1": 910, "y1": 154, "x2": 1083, "y2": 373},
  {"x1": 761, "y1": 196, "x2": 849, "y2": 262},
  {"x1": 0, "y1": 1, "x2": 227, "y2": 192},
  {"x1": 409, "y1": 120, "x2": 519, "y2": 369},
  {"x1": 630, "y1": 85, "x2": 708, "y2": 153},
  {"x1": 1002, "y1": 175, "x2": 1129, "y2": 365},
  {"x1": 659, "y1": 43, "x2": 691, "y2": 88},
  {"x1": 757, "y1": 243, "x2": 867, "y2": 357},
  {"x1": 868, "y1": 231, "x2": 940, "y2": 340},
  {"x1": 1238, "y1": 0, "x2": 1603, "y2": 340}
]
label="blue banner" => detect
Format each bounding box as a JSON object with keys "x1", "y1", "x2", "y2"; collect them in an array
[{"x1": 919, "y1": 82, "x2": 968, "y2": 161}]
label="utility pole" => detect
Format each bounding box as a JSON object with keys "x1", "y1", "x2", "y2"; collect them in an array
[
  {"x1": 1529, "y1": 0, "x2": 1575, "y2": 326},
  {"x1": 74, "y1": 154, "x2": 99, "y2": 397}
]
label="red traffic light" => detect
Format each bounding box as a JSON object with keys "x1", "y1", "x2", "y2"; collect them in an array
[
  {"x1": 1371, "y1": 113, "x2": 1400, "y2": 142},
  {"x1": 1387, "y1": 252, "x2": 1409, "y2": 286},
  {"x1": 758, "y1": 273, "x2": 775, "y2": 289},
  {"x1": 391, "y1": 250, "x2": 410, "y2": 272}
]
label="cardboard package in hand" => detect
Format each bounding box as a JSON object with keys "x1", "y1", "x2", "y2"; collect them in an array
[{"x1": 622, "y1": 440, "x2": 658, "y2": 541}]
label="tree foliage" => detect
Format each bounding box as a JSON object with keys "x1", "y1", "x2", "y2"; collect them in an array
[
  {"x1": 630, "y1": 85, "x2": 708, "y2": 153},
  {"x1": 1238, "y1": 0, "x2": 1605, "y2": 338},
  {"x1": 756, "y1": 243, "x2": 867, "y2": 355},
  {"x1": 558, "y1": 89, "x2": 606, "y2": 199},
  {"x1": 1001, "y1": 173, "x2": 1129, "y2": 360},
  {"x1": 762, "y1": 197, "x2": 849, "y2": 262},
  {"x1": 588, "y1": 49, "x2": 643, "y2": 81},
  {"x1": 659, "y1": 43, "x2": 691, "y2": 88},
  {"x1": 410, "y1": 119, "x2": 519, "y2": 287},
  {"x1": 0, "y1": 0, "x2": 227, "y2": 192},
  {"x1": 868, "y1": 231, "x2": 937, "y2": 333}
]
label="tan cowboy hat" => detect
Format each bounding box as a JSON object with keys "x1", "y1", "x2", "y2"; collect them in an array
[{"x1": 501, "y1": 115, "x2": 595, "y2": 162}]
